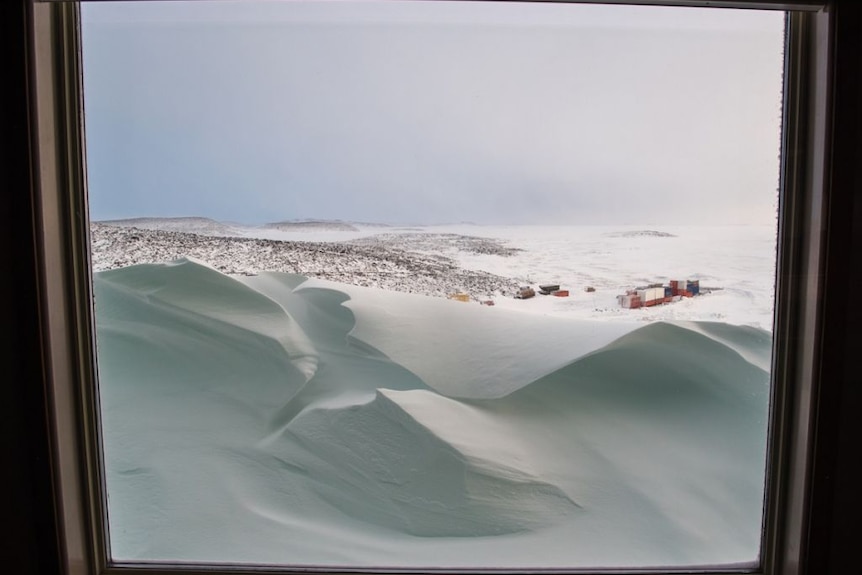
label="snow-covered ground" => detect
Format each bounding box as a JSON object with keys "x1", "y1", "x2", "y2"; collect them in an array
[
  {"x1": 91, "y1": 218, "x2": 776, "y2": 568},
  {"x1": 92, "y1": 219, "x2": 776, "y2": 330},
  {"x1": 96, "y1": 258, "x2": 770, "y2": 569},
  {"x1": 98, "y1": 216, "x2": 241, "y2": 236}
]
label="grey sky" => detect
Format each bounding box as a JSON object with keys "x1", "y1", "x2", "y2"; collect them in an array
[{"x1": 82, "y1": 1, "x2": 784, "y2": 226}]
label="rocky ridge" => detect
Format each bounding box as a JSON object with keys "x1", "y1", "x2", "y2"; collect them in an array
[{"x1": 90, "y1": 223, "x2": 520, "y2": 300}]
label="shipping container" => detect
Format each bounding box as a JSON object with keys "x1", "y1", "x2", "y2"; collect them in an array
[
  {"x1": 617, "y1": 294, "x2": 643, "y2": 309},
  {"x1": 515, "y1": 287, "x2": 536, "y2": 299},
  {"x1": 551, "y1": 290, "x2": 569, "y2": 297},
  {"x1": 618, "y1": 277, "x2": 702, "y2": 308}
]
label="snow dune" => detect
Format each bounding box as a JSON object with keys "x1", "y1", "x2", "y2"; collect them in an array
[
  {"x1": 95, "y1": 258, "x2": 770, "y2": 569},
  {"x1": 307, "y1": 277, "x2": 634, "y2": 399}
]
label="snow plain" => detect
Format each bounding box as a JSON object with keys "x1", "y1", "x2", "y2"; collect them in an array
[
  {"x1": 92, "y1": 220, "x2": 775, "y2": 569},
  {"x1": 95, "y1": 220, "x2": 776, "y2": 330}
]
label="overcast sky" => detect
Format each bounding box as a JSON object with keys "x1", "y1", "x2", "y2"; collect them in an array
[{"x1": 82, "y1": 1, "x2": 785, "y2": 226}]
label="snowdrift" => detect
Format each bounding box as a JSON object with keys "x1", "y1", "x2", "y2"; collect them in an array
[{"x1": 95, "y1": 259, "x2": 770, "y2": 568}]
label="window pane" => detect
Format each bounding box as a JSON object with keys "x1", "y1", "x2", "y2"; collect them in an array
[{"x1": 82, "y1": 1, "x2": 784, "y2": 569}]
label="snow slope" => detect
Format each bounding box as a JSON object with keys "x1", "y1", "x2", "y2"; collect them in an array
[{"x1": 95, "y1": 259, "x2": 769, "y2": 569}]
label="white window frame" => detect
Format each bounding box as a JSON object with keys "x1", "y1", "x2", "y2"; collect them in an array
[{"x1": 27, "y1": 1, "x2": 837, "y2": 574}]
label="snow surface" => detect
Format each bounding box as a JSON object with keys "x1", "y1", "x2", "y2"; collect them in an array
[
  {"x1": 95, "y1": 254, "x2": 772, "y2": 569},
  {"x1": 90, "y1": 219, "x2": 776, "y2": 567},
  {"x1": 92, "y1": 220, "x2": 777, "y2": 330}
]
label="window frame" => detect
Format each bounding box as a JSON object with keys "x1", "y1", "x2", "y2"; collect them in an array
[{"x1": 26, "y1": 1, "x2": 839, "y2": 574}]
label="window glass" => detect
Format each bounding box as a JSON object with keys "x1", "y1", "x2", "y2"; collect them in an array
[{"x1": 82, "y1": 1, "x2": 785, "y2": 569}]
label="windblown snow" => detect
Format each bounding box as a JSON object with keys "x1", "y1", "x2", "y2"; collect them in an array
[{"x1": 92, "y1": 219, "x2": 775, "y2": 569}]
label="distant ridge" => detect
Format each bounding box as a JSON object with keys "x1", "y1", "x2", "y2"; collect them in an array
[
  {"x1": 98, "y1": 216, "x2": 238, "y2": 237},
  {"x1": 605, "y1": 230, "x2": 677, "y2": 238},
  {"x1": 263, "y1": 219, "x2": 363, "y2": 232},
  {"x1": 260, "y1": 219, "x2": 398, "y2": 232}
]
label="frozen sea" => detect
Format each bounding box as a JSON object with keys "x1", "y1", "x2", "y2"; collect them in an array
[{"x1": 92, "y1": 221, "x2": 776, "y2": 569}]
